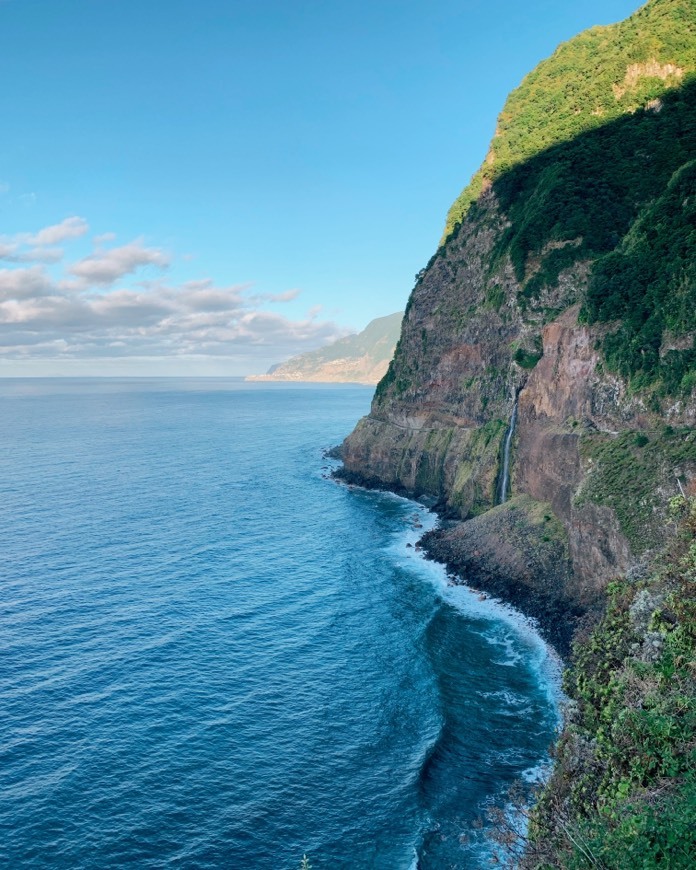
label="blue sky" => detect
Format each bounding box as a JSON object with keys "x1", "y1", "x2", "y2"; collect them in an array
[{"x1": 0, "y1": 0, "x2": 640, "y2": 375}]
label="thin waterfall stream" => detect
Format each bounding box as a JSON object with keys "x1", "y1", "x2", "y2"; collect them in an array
[{"x1": 497, "y1": 397, "x2": 518, "y2": 504}]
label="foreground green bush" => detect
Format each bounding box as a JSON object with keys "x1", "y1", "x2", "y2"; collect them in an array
[{"x1": 524, "y1": 496, "x2": 696, "y2": 868}]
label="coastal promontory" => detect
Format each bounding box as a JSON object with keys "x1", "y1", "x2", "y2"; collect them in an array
[{"x1": 247, "y1": 312, "x2": 402, "y2": 385}]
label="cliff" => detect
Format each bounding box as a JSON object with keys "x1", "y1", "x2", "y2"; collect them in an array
[
  {"x1": 339, "y1": 0, "x2": 696, "y2": 650},
  {"x1": 246, "y1": 312, "x2": 402, "y2": 385},
  {"x1": 337, "y1": 0, "x2": 696, "y2": 863}
]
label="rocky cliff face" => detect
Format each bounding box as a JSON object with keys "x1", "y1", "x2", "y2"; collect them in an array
[{"x1": 339, "y1": 0, "x2": 696, "y2": 648}]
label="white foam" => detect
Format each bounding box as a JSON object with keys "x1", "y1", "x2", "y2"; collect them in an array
[
  {"x1": 521, "y1": 760, "x2": 553, "y2": 784},
  {"x1": 335, "y1": 479, "x2": 567, "y2": 866},
  {"x1": 477, "y1": 689, "x2": 527, "y2": 705},
  {"x1": 371, "y1": 493, "x2": 565, "y2": 719}
]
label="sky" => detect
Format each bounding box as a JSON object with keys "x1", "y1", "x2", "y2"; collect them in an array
[{"x1": 0, "y1": 0, "x2": 641, "y2": 376}]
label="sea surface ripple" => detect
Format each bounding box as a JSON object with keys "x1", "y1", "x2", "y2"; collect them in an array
[{"x1": 0, "y1": 379, "x2": 560, "y2": 869}]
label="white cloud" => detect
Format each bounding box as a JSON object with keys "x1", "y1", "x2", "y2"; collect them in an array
[
  {"x1": 270, "y1": 288, "x2": 301, "y2": 302},
  {"x1": 0, "y1": 216, "x2": 91, "y2": 265},
  {"x1": 0, "y1": 243, "x2": 64, "y2": 264},
  {"x1": 13, "y1": 246, "x2": 64, "y2": 264},
  {"x1": 68, "y1": 241, "x2": 169, "y2": 286},
  {"x1": 0, "y1": 266, "x2": 54, "y2": 301},
  {"x1": 0, "y1": 267, "x2": 344, "y2": 367},
  {"x1": 29, "y1": 216, "x2": 88, "y2": 246},
  {"x1": 0, "y1": 218, "x2": 348, "y2": 371}
]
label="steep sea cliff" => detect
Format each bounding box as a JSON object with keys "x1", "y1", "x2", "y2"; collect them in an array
[
  {"x1": 339, "y1": 0, "x2": 696, "y2": 652},
  {"x1": 338, "y1": 0, "x2": 696, "y2": 864}
]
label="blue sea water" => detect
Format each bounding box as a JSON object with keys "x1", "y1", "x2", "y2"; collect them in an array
[{"x1": 0, "y1": 379, "x2": 560, "y2": 869}]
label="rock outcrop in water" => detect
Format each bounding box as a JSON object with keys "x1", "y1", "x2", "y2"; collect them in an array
[
  {"x1": 247, "y1": 312, "x2": 402, "y2": 385},
  {"x1": 339, "y1": 0, "x2": 696, "y2": 649}
]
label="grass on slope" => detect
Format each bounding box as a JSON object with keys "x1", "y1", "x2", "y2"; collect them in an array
[{"x1": 444, "y1": 0, "x2": 696, "y2": 239}]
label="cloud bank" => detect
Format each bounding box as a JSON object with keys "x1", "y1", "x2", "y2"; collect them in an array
[{"x1": 0, "y1": 217, "x2": 345, "y2": 373}]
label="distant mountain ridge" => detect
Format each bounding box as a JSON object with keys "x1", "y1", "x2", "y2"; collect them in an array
[{"x1": 246, "y1": 312, "x2": 403, "y2": 384}]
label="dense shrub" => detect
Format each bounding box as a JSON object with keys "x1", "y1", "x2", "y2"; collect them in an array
[
  {"x1": 444, "y1": 0, "x2": 696, "y2": 239},
  {"x1": 585, "y1": 160, "x2": 696, "y2": 392},
  {"x1": 526, "y1": 496, "x2": 696, "y2": 868}
]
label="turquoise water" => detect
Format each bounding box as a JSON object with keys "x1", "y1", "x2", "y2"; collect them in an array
[{"x1": 0, "y1": 379, "x2": 559, "y2": 869}]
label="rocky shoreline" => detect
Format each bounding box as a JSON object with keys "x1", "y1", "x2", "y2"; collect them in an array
[
  {"x1": 334, "y1": 462, "x2": 592, "y2": 658},
  {"x1": 418, "y1": 511, "x2": 586, "y2": 660}
]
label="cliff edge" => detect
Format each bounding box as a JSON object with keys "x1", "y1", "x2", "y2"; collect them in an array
[{"x1": 338, "y1": 0, "x2": 696, "y2": 863}]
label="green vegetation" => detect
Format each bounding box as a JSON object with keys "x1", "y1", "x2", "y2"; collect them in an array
[
  {"x1": 414, "y1": 427, "x2": 455, "y2": 496},
  {"x1": 493, "y1": 78, "x2": 695, "y2": 311},
  {"x1": 433, "y1": 1, "x2": 696, "y2": 397},
  {"x1": 444, "y1": 0, "x2": 696, "y2": 239},
  {"x1": 514, "y1": 347, "x2": 542, "y2": 370},
  {"x1": 526, "y1": 496, "x2": 696, "y2": 868},
  {"x1": 575, "y1": 427, "x2": 696, "y2": 552},
  {"x1": 379, "y1": 4, "x2": 696, "y2": 408},
  {"x1": 584, "y1": 160, "x2": 696, "y2": 394},
  {"x1": 485, "y1": 282, "x2": 506, "y2": 310},
  {"x1": 449, "y1": 419, "x2": 507, "y2": 515},
  {"x1": 373, "y1": 339, "x2": 413, "y2": 403}
]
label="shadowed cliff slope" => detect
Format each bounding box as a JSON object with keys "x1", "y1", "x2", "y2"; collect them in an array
[{"x1": 443, "y1": 0, "x2": 696, "y2": 239}]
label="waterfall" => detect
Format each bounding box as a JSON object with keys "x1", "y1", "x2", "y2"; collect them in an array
[{"x1": 497, "y1": 397, "x2": 518, "y2": 505}]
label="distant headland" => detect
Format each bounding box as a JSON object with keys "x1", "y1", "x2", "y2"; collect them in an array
[{"x1": 246, "y1": 312, "x2": 402, "y2": 385}]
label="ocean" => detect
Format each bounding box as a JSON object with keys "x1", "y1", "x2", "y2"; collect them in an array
[{"x1": 0, "y1": 379, "x2": 560, "y2": 869}]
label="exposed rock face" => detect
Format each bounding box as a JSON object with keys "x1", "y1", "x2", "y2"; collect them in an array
[
  {"x1": 338, "y1": 1, "x2": 696, "y2": 650},
  {"x1": 342, "y1": 322, "x2": 636, "y2": 652},
  {"x1": 612, "y1": 58, "x2": 685, "y2": 99},
  {"x1": 337, "y1": 233, "x2": 584, "y2": 640},
  {"x1": 513, "y1": 307, "x2": 634, "y2": 592},
  {"x1": 340, "y1": 191, "x2": 525, "y2": 515},
  {"x1": 338, "y1": 199, "x2": 694, "y2": 648}
]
